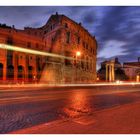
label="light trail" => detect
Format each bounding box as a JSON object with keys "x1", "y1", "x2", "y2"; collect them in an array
[
  {"x1": 0, "y1": 82, "x2": 140, "y2": 88},
  {"x1": 0, "y1": 43, "x2": 74, "y2": 60}
]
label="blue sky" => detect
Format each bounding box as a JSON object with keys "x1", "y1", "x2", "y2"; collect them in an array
[{"x1": 0, "y1": 6, "x2": 140, "y2": 69}]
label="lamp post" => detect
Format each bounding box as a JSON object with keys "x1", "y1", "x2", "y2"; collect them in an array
[{"x1": 75, "y1": 51, "x2": 81, "y2": 83}]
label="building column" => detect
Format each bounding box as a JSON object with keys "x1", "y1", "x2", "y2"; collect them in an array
[
  {"x1": 14, "y1": 66, "x2": 17, "y2": 82},
  {"x1": 3, "y1": 62, "x2": 6, "y2": 81},
  {"x1": 14, "y1": 53, "x2": 17, "y2": 82},
  {"x1": 106, "y1": 64, "x2": 108, "y2": 81},
  {"x1": 24, "y1": 66, "x2": 28, "y2": 83},
  {"x1": 33, "y1": 65, "x2": 37, "y2": 83},
  {"x1": 112, "y1": 64, "x2": 115, "y2": 81},
  {"x1": 109, "y1": 65, "x2": 112, "y2": 82}
]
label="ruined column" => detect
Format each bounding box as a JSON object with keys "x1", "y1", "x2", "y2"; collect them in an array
[
  {"x1": 106, "y1": 64, "x2": 108, "y2": 81},
  {"x1": 112, "y1": 64, "x2": 115, "y2": 81},
  {"x1": 109, "y1": 65, "x2": 112, "y2": 82}
]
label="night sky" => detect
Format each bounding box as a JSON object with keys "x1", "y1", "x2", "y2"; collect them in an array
[{"x1": 0, "y1": 6, "x2": 140, "y2": 69}]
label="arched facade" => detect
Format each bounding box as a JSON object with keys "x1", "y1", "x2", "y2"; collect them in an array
[{"x1": 0, "y1": 13, "x2": 97, "y2": 84}]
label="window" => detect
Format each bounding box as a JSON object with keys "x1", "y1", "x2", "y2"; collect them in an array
[
  {"x1": 66, "y1": 32, "x2": 70, "y2": 44},
  {"x1": 36, "y1": 43, "x2": 39, "y2": 48},
  {"x1": 65, "y1": 59, "x2": 71, "y2": 66},
  {"x1": 86, "y1": 44, "x2": 88, "y2": 50},
  {"x1": 83, "y1": 42, "x2": 85, "y2": 49},
  {"x1": 27, "y1": 42, "x2": 31, "y2": 48},
  {"x1": 50, "y1": 25, "x2": 53, "y2": 30},
  {"x1": 52, "y1": 37, "x2": 55, "y2": 43},
  {"x1": 93, "y1": 49, "x2": 95, "y2": 54},
  {"x1": 64, "y1": 23, "x2": 68, "y2": 28},
  {"x1": 77, "y1": 37, "x2": 80, "y2": 44},
  {"x1": 7, "y1": 37, "x2": 13, "y2": 45},
  {"x1": 44, "y1": 31, "x2": 46, "y2": 34},
  {"x1": 7, "y1": 51, "x2": 13, "y2": 65}
]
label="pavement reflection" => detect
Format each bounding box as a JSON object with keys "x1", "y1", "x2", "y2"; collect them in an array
[{"x1": 63, "y1": 92, "x2": 92, "y2": 118}]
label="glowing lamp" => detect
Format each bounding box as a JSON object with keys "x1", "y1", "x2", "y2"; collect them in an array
[{"x1": 76, "y1": 51, "x2": 81, "y2": 57}]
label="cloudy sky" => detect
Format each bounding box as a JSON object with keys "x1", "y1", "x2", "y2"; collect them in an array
[{"x1": 0, "y1": 6, "x2": 140, "y2": 69}]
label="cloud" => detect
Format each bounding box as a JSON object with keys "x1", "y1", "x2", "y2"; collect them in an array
[
  {"x1": 98, "y1": 40, "x2": 128, "y2": 59},
  {"x1": 27, "y1": 21, "x2": 42, "y2": 28},
  {"x1": 82, "y1": 10, "x2": 96, "y2": 24},
  {"x1": 0, "y1": 6, "x2": 140, "y2": 66}
]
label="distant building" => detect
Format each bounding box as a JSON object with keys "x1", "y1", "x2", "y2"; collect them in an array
[
  {"x1": 0, "y1": 13, "x2": 97, "y2": 84},
  {"x1": 123, "y1": 57, "x2": 140, "y2": 81},
  {"x1": 98, "y1": 57, "x2": 128, "y2": 81}
]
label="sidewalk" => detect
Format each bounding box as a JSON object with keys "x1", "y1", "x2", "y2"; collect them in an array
[{"x1": 11, "y1": 101, "x2": 140, "y2": 134}]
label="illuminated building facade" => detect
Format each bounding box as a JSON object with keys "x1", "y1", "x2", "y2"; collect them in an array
[{"x1": 0, "y1": 13, "x2": 97, "y2": 84}]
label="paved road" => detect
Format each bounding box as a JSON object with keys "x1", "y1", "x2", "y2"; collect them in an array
[{"x1": 0, "y1": 85, "x2": 140, "y2": 134}]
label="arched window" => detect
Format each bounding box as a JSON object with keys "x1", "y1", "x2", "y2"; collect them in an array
[
  {"x1": 66, "y1": 32, "x2": 70, "y2": 44},
  {"x1": 7, "y1": 65, "x2": 14, "y2": 80},
  {"x1": 0, "y1": 63, "x2": 3, "y2": 80},
  {"x1": 18, "y1": 65, "x2": 24, "y2": 81}
]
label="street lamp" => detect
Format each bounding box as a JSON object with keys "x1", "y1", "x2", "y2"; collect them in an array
[
  {"x1": 75, "y1": 51, "x2": 81, "y2": 83},
  {"x1": 76, "y1": 51, "x2": 81, "y2": 57}
]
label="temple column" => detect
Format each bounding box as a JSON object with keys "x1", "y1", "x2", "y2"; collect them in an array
[
  {"x1": 109, "y1": 65, "x2": 112, "y2": 82},
  {"x1": 112, "y1": 64, "x2": 115, "y2": 81},
  {"x1": 106, "y1": 64, "x2": 108, "y2": 81},
  {"x1": 110, "y1": 65, "x2": 113, "y2": 82}
]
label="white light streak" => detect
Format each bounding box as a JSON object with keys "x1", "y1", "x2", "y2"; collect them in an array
[
  {"x1": 0, "y1": 43, "x2": 74, "y2": 60},
  {"x1": 0, "y1": 82, "x2": 140, "y2": 88}
]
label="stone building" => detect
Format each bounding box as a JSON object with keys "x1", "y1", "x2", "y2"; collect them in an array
[
  {"x1": 0, "y1": 13, "x2": 97, "y2": 84},
  {"x1": 123, "y1": 57, "x2": 140, "y2": 81}
]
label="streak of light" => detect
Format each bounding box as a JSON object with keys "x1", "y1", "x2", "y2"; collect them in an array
[
  {"x1": 0, "y1": 43, "x2": 74, "y2": 60},
  {"x1": 0, "y1": 82, "x2": 140, "y2": 88}
]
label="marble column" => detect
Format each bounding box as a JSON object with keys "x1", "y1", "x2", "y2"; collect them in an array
[
  {"x1": 112, "y1": 64, "x2": 115, "y2": 81},
  {"x1": 109, "y1": 65, "x2": 112, "y2": 82},
  {"x1": 106, "y1": 64, "x2": 108, "y2": 81}
]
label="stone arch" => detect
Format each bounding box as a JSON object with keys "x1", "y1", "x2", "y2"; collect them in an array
[
  {"x1": 0, "y1": 63, "x2": 3, "y2": 80},
  {"x1": 28, "y1": 66, "x2": 33, "y2": 82},
  {"x1": 7, "y1": 65, "x2": 14, "y2": 81},
  {"x1": 18, "y1": 65, "x2": 25, "y2": 82}
]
